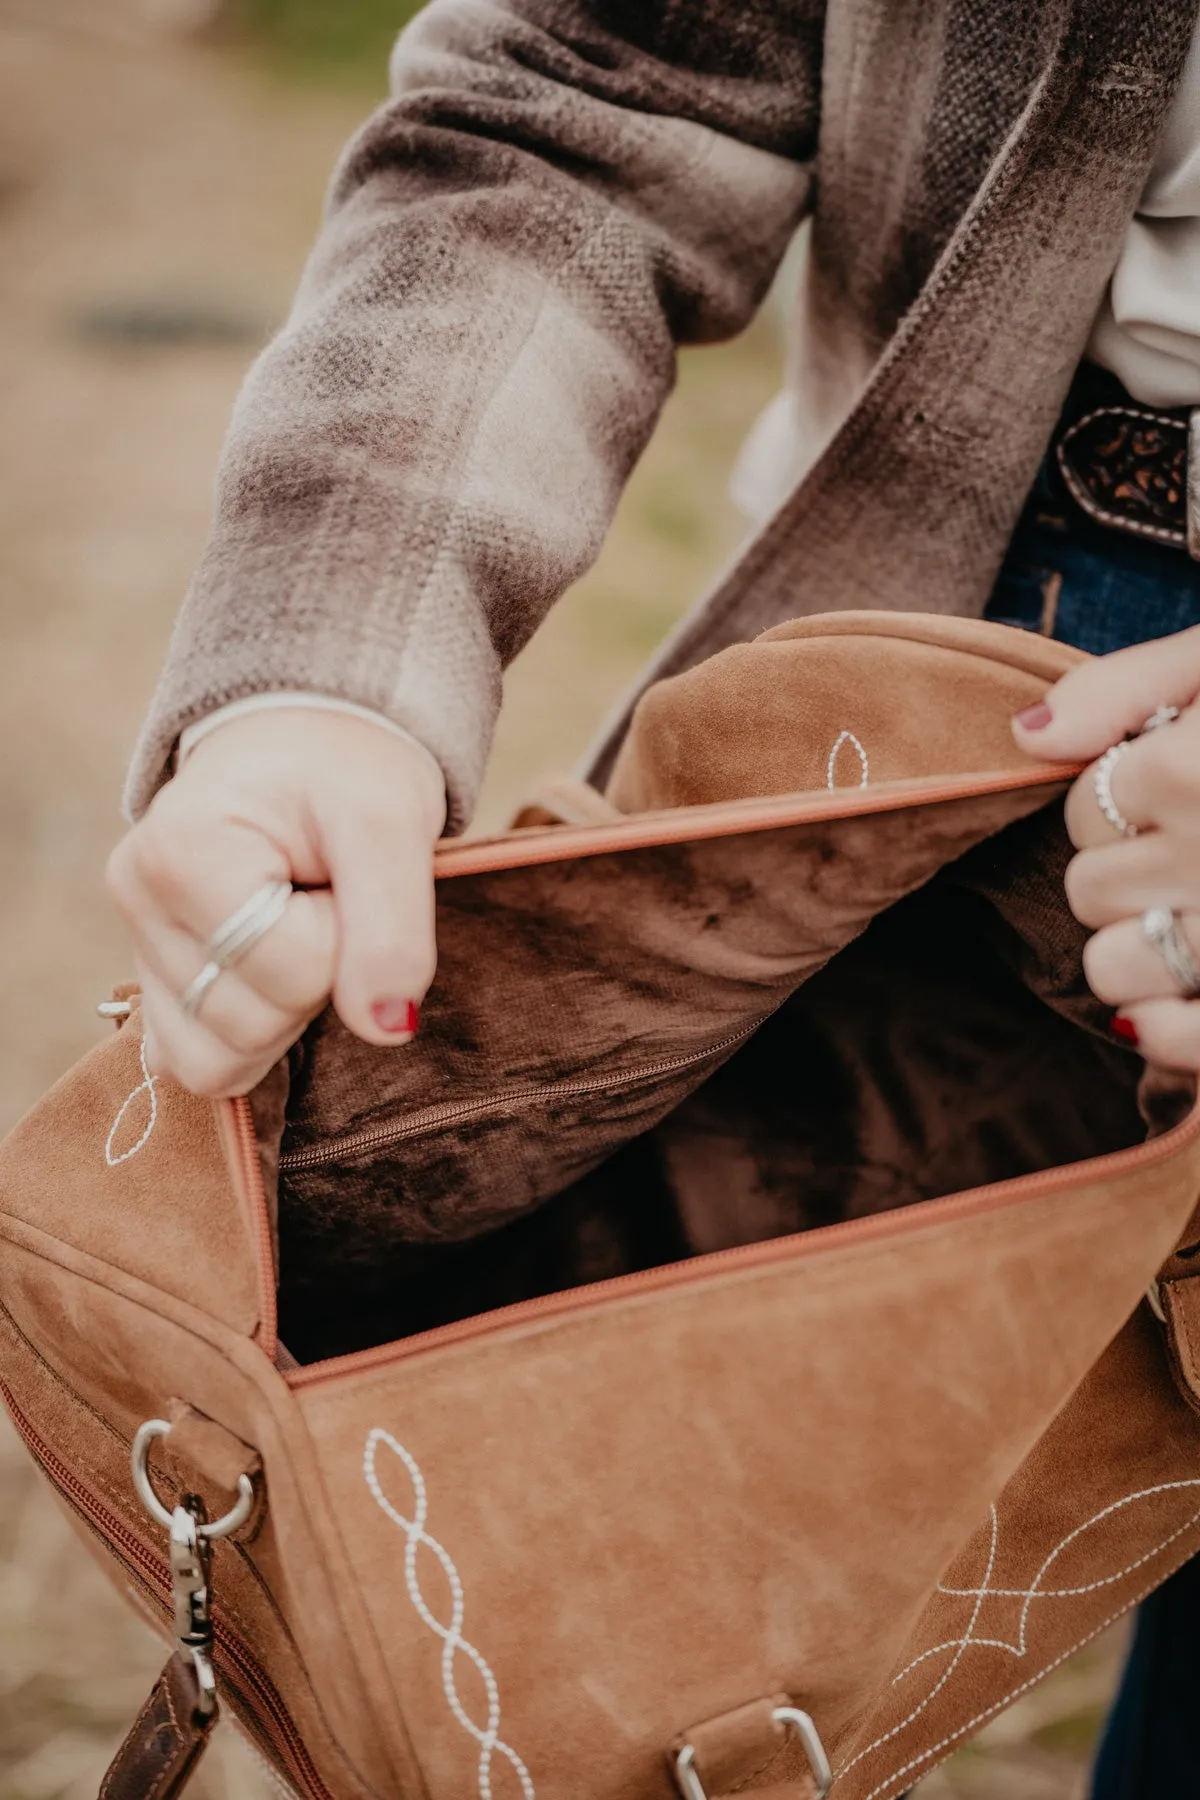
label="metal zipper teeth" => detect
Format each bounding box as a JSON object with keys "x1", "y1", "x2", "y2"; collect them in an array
[
  {"x1": 0, "y1": 1383, "x2": 335, "y2": 1800},
  {"x1": 276, "y1": 1019, "x2": 766, "y2": 1174},
  {"x1": 287, "y1": 1099, "x2": 1200, "y2": 1390}
]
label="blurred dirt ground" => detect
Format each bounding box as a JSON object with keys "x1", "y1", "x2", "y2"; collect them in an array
[{"x1": 0, "y1": 4, "x2": 1127, "y2": 1796}]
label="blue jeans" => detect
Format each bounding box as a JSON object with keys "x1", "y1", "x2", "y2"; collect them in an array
[
  {"x1": 984, "y1": 457, "x2": 1200, "y2": 654},
  {"x1": 983, "y1": 459, "x2": 1200, "y2": 1800}
]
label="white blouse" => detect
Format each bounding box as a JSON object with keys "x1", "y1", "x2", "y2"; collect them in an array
[{"x1": 1088, "y1": 16, "x2": 1200, "y2": 408}]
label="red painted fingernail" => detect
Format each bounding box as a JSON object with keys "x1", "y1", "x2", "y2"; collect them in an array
[
  {"x1": 1014, "y1": 702, "x2": 1053, "y2": 730},
  {"x1": 1111, "y1": 1013, "x2": 1140, "y2": 1045},
  {"x1": 372, "y1": 999, "x2": 419, "y2": 1036}
]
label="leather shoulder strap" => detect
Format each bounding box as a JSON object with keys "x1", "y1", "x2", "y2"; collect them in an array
[{"x1": 98, "y1": 1652, "x2": 216, "y2": 1800}]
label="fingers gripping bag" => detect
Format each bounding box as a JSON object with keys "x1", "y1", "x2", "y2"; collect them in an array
[{"x1": 4, "y1": 613, "x2": 1200, "y2": 1800}]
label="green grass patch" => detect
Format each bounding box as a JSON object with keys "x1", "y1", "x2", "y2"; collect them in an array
[
  {"x1": 1032, "y1": 1705, "x2": 1107, "y2": 1756},
  {"x1": 225, "y1": 0, "x2": 427, "y2": 84}
]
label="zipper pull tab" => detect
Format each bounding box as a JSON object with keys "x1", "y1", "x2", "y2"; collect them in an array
[{"x1": 169, "y1": 1498, "x2": 218, "y2": 1719}]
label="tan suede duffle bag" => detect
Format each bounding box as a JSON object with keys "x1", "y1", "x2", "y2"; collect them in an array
[{"x1": 5, "y1": 612, "x2": 1200, "y2": 1800}]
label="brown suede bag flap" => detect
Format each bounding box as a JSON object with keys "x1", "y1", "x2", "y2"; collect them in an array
[{"x1": 607, "y1": 612, "x2": 1084, "y2": 811}]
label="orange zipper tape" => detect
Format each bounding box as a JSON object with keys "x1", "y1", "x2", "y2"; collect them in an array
[{"x1": 434, "y1": 763, "x2": 1079, "y2": 876}]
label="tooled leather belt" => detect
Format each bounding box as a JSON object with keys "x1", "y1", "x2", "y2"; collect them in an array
[{"x1": 1054, "y1": 366, "x2": 1200, "y2": 557}]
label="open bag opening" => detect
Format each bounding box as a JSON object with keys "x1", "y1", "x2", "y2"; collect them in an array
[{"x1": 255, "y1": 615, "x2": 1196, "y2": 1367}]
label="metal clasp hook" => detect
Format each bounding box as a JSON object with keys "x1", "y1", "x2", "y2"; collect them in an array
[
  {"x1": 131, "y1": 1418, "x2": 257, "y2": 1720},
  {"x1": 169, "y1": 1499, "x2": 218, "y2": 1717}
]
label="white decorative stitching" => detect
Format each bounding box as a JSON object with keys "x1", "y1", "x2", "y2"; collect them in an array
[
  {"x1": 930, "y1": 1479, "x2": 1200, "y2": 1658},
  {"x1": 364, "y1": 1429, "x2": 535, "y2": 1800},
  {"x1": 843, "y1": 1479, "x2": 1200, "y2": 1798},
  {"x1": 826, "y1": 730, "x2": 869, "y2": 791},
  {"x1": 105, "y1": 1039, "x2": 159, "y2": 1166},
  {"x1": 860, "y1": 1561, "x2": 1175, "y2": 1800},
  {"x1": 861, "y1": 1624, "x2": 1110, "y2": 1800},
  {"x1": 836, "y1": 1507, "x2": 1000, "y2": 1781}
]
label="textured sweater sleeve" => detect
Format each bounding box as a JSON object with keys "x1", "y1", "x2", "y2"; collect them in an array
[{"x1": 125, "y1": 0, "x2": 823, "y2": 828}]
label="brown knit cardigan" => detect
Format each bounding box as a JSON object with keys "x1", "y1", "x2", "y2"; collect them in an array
[{"x1": 127, "y1": 0, "x2": 1198, "y2": 829}]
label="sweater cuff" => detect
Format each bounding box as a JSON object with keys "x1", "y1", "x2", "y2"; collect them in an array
[
  {"x1": 176, "y1": 692, "x2": 448, "y2": 823},
  {"x1": 122, "y1": 617, "x2": 500, "y2": 833}
]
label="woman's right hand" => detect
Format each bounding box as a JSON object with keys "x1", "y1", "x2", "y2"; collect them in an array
[{"x1": 106, "y1": 709, "x2": 446, "y2": 1098}]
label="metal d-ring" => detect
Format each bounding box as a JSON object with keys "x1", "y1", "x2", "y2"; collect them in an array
[
  {"x1": 131, "y1": 1418, "x2": 255, "y2": 1540},
  {"x1": 674, "y1": 1705, "x2": 832, "y2": 1800}
]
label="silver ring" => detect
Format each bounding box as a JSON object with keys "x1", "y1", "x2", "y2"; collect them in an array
[
  {"x1": 131, "y1": 1419, "x2": 255, "y2": 1539},
  {"x1": 180, "y1": 960, "x2": 222, "y2": 1019},
  {"x1": 178, "y1": 879, "x2": 292, "y2": 1020},
  {"x1": 1094, "y1": 742, "x2": 1137, "y2": 838},
  {"x1": 1142, "y1": 906, "x2": 1200, "y2": 999},
  {"x1": 206, "y1": 878, "x2": 292, "y2": 969}
]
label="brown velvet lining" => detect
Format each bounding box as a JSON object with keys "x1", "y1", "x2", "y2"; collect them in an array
[{"x1": 276, "y1": 799, "x2": 1155, "y2": 1366}]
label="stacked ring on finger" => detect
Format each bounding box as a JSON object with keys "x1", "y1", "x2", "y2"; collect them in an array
[
  {"x1": 1093, "y1": 741, "x2": 1137, "y2": 839},
  {"x1": 1090, "y1": 705, "x2": 1183, "y2": 842},
  {"x1": 179, "y1": 879, "x2": 293, "y2": 1019},
  {"x1": 1141, "y1": 905, "x2": 1200, "y2": 1000}
]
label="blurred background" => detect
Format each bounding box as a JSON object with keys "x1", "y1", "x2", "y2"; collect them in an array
[{"x1": 0, "y1": 1, "x2": 1125, "y2": 1794}]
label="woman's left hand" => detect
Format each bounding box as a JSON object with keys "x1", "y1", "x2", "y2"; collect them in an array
[{"x1": 1012, "y1": 623, "x2": 1200, "y2": 1069}]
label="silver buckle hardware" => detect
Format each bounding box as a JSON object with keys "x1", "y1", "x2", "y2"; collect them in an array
[{"x1": 674, "y1": 1704, "x2": 832, "y2": 1800}]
